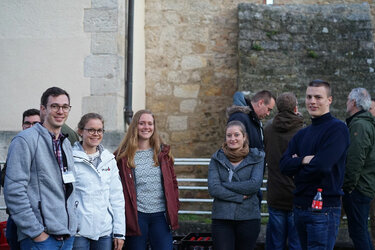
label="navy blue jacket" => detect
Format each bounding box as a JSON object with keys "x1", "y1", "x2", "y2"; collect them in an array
[
  {"x1": 227, "y1": 103, "x2": 263, "y2": 150},
  {"x1": 280, "y1": 113, "x2": 350, "y2": 208}
]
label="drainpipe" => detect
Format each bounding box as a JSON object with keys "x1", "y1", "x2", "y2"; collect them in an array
[{"x1": 124, "y1": 0, "x2": 134, "y2": 125}]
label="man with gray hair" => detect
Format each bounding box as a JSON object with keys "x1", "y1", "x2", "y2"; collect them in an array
[{"x1": 343, "y1": 87, "x2": 375, "y2": 250}]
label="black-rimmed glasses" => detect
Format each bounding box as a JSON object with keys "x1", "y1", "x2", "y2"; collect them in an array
[
  {"x1": 83, "y1": 128, "x2": 105, "y2": 135},
  {"x1": 49, "y1": 104, "x2": 71, "y2": 113}
]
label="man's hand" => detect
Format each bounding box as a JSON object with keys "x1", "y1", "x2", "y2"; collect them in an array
[
  {"x1": 33, "y1": 232, "x2": 49, "y2": 242},
  {"x1": 114, "y1": 238, "x2": 124, "y2": 250},
  {"x1": 302, "y1": 155, "x2": 314, "y2": 165}
]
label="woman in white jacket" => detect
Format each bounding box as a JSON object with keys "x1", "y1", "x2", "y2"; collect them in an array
[{"x1": 72, "y1": 113, "x2": 125, "y2": 250}]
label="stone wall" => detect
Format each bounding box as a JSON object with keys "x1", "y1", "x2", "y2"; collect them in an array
[
  {"x1": 83, "y1": 0, "x2": 125, "y2": 131},
  {"x1": 145, "y1": 1, "x2": 375, "y2": 158},
  {"x1": 238, "y1": 3, "x2": 375, "y2": 121},
  {"x1": 145, "y1": 0, "x2": 262, "y2": 157}
]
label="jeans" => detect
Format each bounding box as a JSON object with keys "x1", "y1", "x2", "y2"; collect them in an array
[
  {"x1": 211, "y1": 218, "x2": 260, "y2": 250},
  {"x1": 125, "y1": 211, "x2": 173, "y2": 250},
  {"x1": 266, "y1": 206, "x2": 301, "y2": 250},
  {"x1": 343, "y1": 189, "x2": 374, "y2": 250},
  {"x1": 6, "y1": 216, "x2": 21, "y2": 250},
  {"x1": 72, "y1": 235, "x2": 112, "y2": 250},
  {"x1": 293, "y1": 206, "x2": 341, "y2": 250},
  {"x1": 20, "y1": 236, "x2": 74, "y2": 250}
]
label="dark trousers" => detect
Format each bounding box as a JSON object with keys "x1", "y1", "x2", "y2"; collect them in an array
[
  {"x1": 125, "y1": 211, "x2": 173, "y2": 250},
  {"x1": 211, "y1": 218, "x2": 260, "y2": 250},
  {"x1": 6, "y1": 216, "x2": 20, "y2": 250},
  {"x1": 266, "y1": 206, "x2": 301, "y2": 250},
  {"x1": 293, "y1": 206, "x2": 341, "y2": 250},
  {"x1": 343, "y1": 189, "x2": 374, "y2": 250}
]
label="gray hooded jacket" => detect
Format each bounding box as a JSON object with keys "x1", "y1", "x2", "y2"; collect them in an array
[
  {"x1": 4, "y1": 123, "x2": 77, "y2": 241},
  {"x1": 208, "y1": 148, "x2": 265, "y2": 220}
]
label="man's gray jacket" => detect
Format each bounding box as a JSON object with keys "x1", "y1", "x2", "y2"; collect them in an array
[{"x1": 4, "y1": 123, "x2": 77, "y2": 241}]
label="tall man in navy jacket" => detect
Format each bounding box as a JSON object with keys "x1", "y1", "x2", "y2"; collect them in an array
[{"x1": 280, "y1": 80, "x2": 350, "y2": 250}]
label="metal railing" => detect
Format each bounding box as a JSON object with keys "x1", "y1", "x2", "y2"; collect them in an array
[
  {"x1": 175, "y1": 158, "x2": 269, "y2": 216},
  {"x1": 0, "y1": 159, "x2": 270, "y2": 215}
]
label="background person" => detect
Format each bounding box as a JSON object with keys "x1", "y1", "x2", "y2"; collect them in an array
[
  {"x1": 227, "y1": 90, "x2": 276, "y2": 150},
  {"x1": 343, "y1": 88, "x2": 375, "y2": 250},
  {"x1": 208, "y1": 120, "x2": 265, "y2": 250},
  {"x1": 1, "y1": 108, "x2": 41, "y2": 250},
  {"x1": 264, "y1": 93, "x2": 303, "y2": 250},
  {"x1": 369, "y1": 98, "x2": 375, "y2": 249},
  {"x1": 116, "y1": 110, "x2": 179, "y2": 250},
  {"x1": 227, "y1": 90, "x2": 275, "y2": 208},
  {"x1": 72, "y1": 113, "x2": 125, "y2": 250}
]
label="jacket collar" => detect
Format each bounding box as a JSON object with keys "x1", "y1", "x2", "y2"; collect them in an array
[{"x1": 346, "y1": 109, "x2": 366, "y2": 126}]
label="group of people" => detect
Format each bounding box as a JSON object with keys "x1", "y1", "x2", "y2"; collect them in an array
[
  {"x1": 3, "y1": 87, "x2": 179, "y2": 250},
  {"x1": 3, "y1": 81, "x2": 375, "y2": 250},
  {"x1": 208, "y1": 81, "x2": 375, "y2": 250}
]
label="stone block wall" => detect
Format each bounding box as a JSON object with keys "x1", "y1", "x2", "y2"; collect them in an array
[
  {"x1": 83, "y1": 0, "x2": 125, "y2": 132},
  {"x1": 238, "y1": 3, "x2": 375, "y2": 121},
  {"x1": 145, "y1": 0, "x2": 375, "y2": 158},
  {"x1": 145, "y1": 0, "x2": 262, "y2": 158}
]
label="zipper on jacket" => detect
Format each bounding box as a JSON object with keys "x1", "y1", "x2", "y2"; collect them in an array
[
  {"x1": 75, "y1": 156, "x2": 102, "y2": 175},
  {"x1": 38, "y1": 201, "x2": 46, "y2": 228}
]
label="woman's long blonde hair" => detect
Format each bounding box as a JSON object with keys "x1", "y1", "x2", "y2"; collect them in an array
[{"x1": 116, "y1": 110, "x2": 162, "y2": 168}]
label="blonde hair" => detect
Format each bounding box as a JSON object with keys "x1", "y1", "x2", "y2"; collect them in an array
[{"x1": 116, "y1": 110, "x2": 162, "y2": 168}]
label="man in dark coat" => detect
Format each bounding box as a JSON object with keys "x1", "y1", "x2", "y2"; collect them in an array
[
  {"x1": 227, "y1": 90, "x2": 276, "y2": 208},
  {"x1": 227, "y1": 90, "x2": 276, "y2": 150},
  {"x1": 264, "y1": 92, "x2": 303, "y2": 250}
]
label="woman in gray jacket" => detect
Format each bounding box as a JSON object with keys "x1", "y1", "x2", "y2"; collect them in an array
[{"x1": 208, "y1": 120, "x2": 265, "y2": 250}]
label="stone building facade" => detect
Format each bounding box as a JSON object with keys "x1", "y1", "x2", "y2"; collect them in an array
[
  {"x1": 0, "y1": 0, "x2": 145, "y2": 160},
  {"x1": 145, "y1": 0, "x2": 262, "y2": 157},
  {"x1": 1, "y1": 0, "x2": 375, "y2": 160},
  {"x1": 145, "y1": 0, "x2": 375, "y2": 158}
]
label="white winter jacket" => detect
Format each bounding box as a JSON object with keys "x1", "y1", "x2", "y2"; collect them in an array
[{"x1": 73, "y1": 142, "x2": 125, "y2": 240}]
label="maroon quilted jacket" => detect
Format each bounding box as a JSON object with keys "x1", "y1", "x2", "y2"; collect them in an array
[{"x1": 116, "y1": 144, "x2": 179, "y2": 236}]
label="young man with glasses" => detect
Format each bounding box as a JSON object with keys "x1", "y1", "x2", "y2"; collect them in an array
[
  {"x1": 21, "y1": 109, "x2": 41, "y2": 130},
  {"x1": 280, "y1": 80, "x2": 350, "y2": 249},
  {"x1": 1, "y1": 108, "x2": 41, "y2": 250},
  {"x1": 4, "y1": 87, "x2": 77, "y2": 250}
]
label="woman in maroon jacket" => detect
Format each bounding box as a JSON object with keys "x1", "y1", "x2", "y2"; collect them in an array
[{"x1": 116, "y1": 109, "x2": 179, "y2": 250}]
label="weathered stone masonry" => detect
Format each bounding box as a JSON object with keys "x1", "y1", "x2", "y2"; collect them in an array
[
  {"x1": 238, "y1": 3, "x2": 375, "y2": 121},
  {"x1": 145, "y1": 1, "x2": 375, "y2": 158},
  {"x1": 83, "y1": 0, "x2": 125, "y2": 149},
  {"x1": 83, "y1": 0, "x2": 125, "y2": 134},
  {"x1": 145, "y1": 0, "x2": 262, "y2": 158}
]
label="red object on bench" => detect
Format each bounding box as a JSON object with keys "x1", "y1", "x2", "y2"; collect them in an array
[{"x1": 0, "y1": 221, "x2": 10, "y2": 250}]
